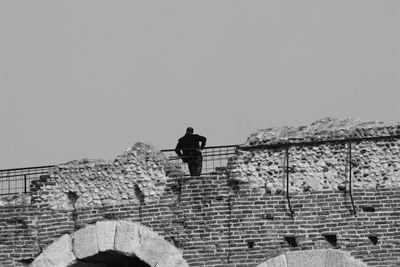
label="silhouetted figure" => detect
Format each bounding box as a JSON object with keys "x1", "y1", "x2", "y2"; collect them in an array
[{"x1": 175, "y1": 127, "x2": 207, "y2": 176}]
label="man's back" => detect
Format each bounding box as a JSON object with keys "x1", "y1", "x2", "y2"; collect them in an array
[
  {"x1": 177, "y1": 134, "x2": 205, "y2": 151},
  {"x1": 175, "y1": 127, "x2": 207, "y2": 176}
]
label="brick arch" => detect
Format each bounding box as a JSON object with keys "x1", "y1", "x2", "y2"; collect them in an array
[
  {"x1": 257, "y1": 249, "x2": 368, "y2": 267},
  {"x1": 31, "y1": 220, "x2": 188, "y2": 267}
]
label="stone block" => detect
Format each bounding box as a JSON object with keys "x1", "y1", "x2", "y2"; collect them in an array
[
  {"x1": 139, "y1": 223, "x2": 161, "y2": 240},
  {"x1": 344, "y1": 257, "x2": 367, "y2": 267},
  {"x1": 135, "y1": 224, "x2": 187, "y2": 267},
  {"x1": 264, "y1": 254, "x2": 287, "y2": 267},
  {"x1": 43, "y1": 234, "x2": 76, "y2": 266},
  {"x1": 155, "y1": 252, "x2": 189, "y2": 267},
  {"x1": 96, "y1": 220, "x2": 116, "y2": 251},
  {"x1": 174, "y1": 258, "x2": 190, "y2": 267},
  {"x1": 135, "y1": 238, "x2": 168, "y2": 266},
  {"x1": 31, "y1": 254, "x2": 54, "y2": 267},
  {"x1": 286, "y1": 249, "x2": 327, "y2": 267},
  {"x1": 114, "y1": 221, "x2": 140, "y2": 254},
  {"x1": 73, "y1": 224, "x2": 99, "y2": 259},
  {"x1": 326, "y1": 249, "x2": 346, "y2": 267},
  {"x1": 153, "y1": 241, "x2": 187, "y2": 267}
]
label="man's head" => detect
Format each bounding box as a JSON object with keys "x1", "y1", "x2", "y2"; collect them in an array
[{"x1": 186, "y1": 127, "x2": 194, "y2": 134}]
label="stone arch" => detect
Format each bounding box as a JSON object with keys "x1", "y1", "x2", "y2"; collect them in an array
[
  {"x1": 257, "y1": 249, "x2": 368, "y2": 267},
  {"x1": 31, "y1": 220, "x2": 188, "y2": 267}
]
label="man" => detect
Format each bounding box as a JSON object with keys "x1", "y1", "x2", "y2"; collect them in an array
[{"x1": 175, "y1": 127, "x2": 207, "y2": 176}]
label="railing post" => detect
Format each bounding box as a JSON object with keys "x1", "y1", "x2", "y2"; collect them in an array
[
  {"x1": 7, "y1": 171, "x2": 10, "y2": 195},
  {"x1": 24, "y1": 174, "x2": 27, "y2": 194},
  {"x1": 285, "y1": 147, "x2": 294, "y2": 217},
  {"x1": 348, "y1": 142, "x2": 357, "y2": 216}
]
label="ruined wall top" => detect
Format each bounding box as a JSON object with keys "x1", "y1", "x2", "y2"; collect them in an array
[
  {"x1": 229, "y1": 118, "x2": 400, "y2": 194},
  {"x1": 31, "y1": 142, "x2": 180, "y2": 209},
  {"x1": 4, "y1": 118, "x2": 400, "y2": 209},
  {"x1": 244, "y1": 117, "x2": 400, "y2": 146}
]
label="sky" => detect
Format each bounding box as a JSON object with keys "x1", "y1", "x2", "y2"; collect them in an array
[{"x1": 0, "y1": 1, "x2": 399, "y2": 169}]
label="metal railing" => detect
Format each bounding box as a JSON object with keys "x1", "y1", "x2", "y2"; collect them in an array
[
  {"x1": 161, "y1": 145, "x2": 238, "y2": 176},
  {"x1": 241, "y1": 134, "x2": 400, "y2": 217},
  {"x1": 2, "y1": 134, "x2": 399, "y2": 200},
  {"x1": 0, "y1": 165, "x2": 55, "y2": 195},
  {"x1": 0, "y1": 145, "x2": 239, "y2": 195}
]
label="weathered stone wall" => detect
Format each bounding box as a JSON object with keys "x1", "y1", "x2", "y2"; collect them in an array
[
  {"x1": 228, "y1": 140, "x2": 400, "y2": 194},
  {"x1": 228, "y1": 118, "x2": 400, "y2": 193},
  {"x1": 30, "y1": 142, "x2": 178, "y2": 210}
]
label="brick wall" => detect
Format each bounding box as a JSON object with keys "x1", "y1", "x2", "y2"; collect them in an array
[{"x1": 1, "y1": 173, "x2": 400, "y2": 266}]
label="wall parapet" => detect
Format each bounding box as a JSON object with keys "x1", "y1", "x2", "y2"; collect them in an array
[{"x1": 228, "y1": 118, "x2": 400, "y2": 195}]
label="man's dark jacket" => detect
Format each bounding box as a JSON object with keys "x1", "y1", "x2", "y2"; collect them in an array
[{"x1": 175, "y1": 133, "x2": 207, "y2": 163}]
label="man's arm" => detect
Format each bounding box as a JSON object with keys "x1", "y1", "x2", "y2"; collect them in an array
[
  {"x1": 175, "y1": 140, "x2": 183, "y2": 157},
  {"x1": 175, "y1": 140, "x2": 189, "y2": 163},
  {"x1": 198, "y1": 135, "x2": 207, "y2": 149}
]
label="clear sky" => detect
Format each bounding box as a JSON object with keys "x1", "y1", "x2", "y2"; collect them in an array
[{"x1": 0, "y1": 1, "x2": 399, "y2": 169}]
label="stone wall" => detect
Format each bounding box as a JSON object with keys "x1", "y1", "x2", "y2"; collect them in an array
[
  {"x1": 2, "y1": 118, "x2": 400, "y2": 266},
  {"x1": 29, "y1": 142, "x2": 179, "y2": 210},
  {"x1": 2, "y1": 174, "x2": 400, "y2": 266},
  {"x1": 228, "y1": 118, "x2": 400, "y2": 193}
]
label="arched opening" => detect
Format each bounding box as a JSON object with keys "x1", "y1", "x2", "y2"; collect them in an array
[
  {"x1": 70, "y1": 251, "x2": 150, "y2": 267},
  {"x1": 257, "y1": 249, "x2": 368, "y2": 267},
  {"x1": 31, "y1": 220, "x2": 188, "y2": 267}
]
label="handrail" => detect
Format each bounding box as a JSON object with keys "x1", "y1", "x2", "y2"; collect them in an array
[
  {"x1": 0, "y1": 165, "x2": 54, "y2": 195},
  {"x1": 161, "y1": 145, "x2": 238, "y2": 176},
  {"x1": 161, "y1": 144, "x2": 239, "y2": 152},
  {"x1": 0, "y1": 165, "x2": 55, "y2": 173},
  {"x1": 239, "y1": 134, "x2": 400, "y2": 150}
]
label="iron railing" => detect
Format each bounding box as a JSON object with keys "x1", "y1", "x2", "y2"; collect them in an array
[
  {"x1": 161, "y1": 145, "x2": 238, "y2": 176},
  {"x1": 0, "y1": 165, "x2": 54, "y2": 195},
  {"x1": 0, "y1": 145, "x2": 239, "y2": 195},
  {"x1": 240, "y1": 134, "x2": 400, "y2": 217},
  {"x1": 2, "y1": 134, "x2": 399, "y2": 203}
]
